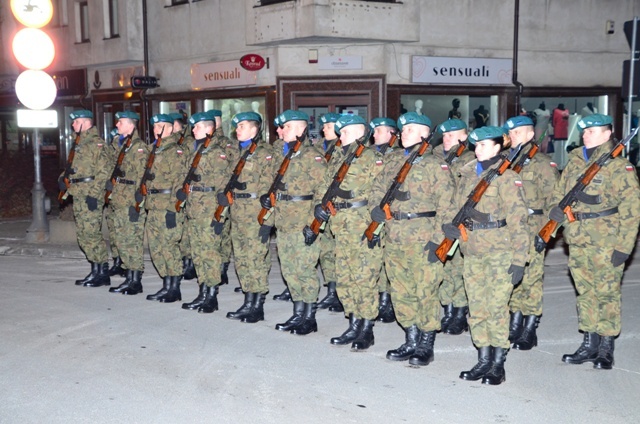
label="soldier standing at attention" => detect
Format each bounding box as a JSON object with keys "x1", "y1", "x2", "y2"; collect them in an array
[
  {"x1": 223, "y1": 111, "x2": 276, "y2": 323},
  {"x1": 443, "y1": 126, "x2": 529, "y2": 385},
  {"x1": 503, "y1": 116, "x2": 559, "y2": 350},
  {"x1": 58, "y1": 110, "x2": 112, "y2": 287},
  {"x1": 432, "y1": 119, "x2": 474, "y2": 335},
  {"x1": 371, "y1": 112, "x2": 455, "y2": 367},
  {"x1": 141, "y1": 114, "x2": 189, "y2": 303},
  {"x1": 106, "y1": 111, "x2": 149, "y2": 295},
  {"x1": 550, "y1": 114, "x2": 640, "y2": 369},
  {"x1": 178, "y1": 112, "x2": 233, "y2": 314},
  {"x1": 105, "y1": 127, "x2": 126, "y2": 278},
  {"x1": 260, "y1": 110, "x2": 327, "y2": 335}
]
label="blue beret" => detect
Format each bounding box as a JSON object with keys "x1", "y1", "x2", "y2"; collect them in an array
[
  {"x1": 437, "y1": 118, "x2": 467, "y2": 134},
  {"x1": 504, "y1": 116, "x2": 534, "y2": 131},
  {"x1": 109, "y1": 128, "x2": 119, "y2": 139},
  {"x1": 232, "y1": 111, "x2": 262, "y2": 127},
  {"x1": 369, "y1": 117, "x2": 397, "y2": 130},
  {"x1": 278, "y1": 110, "x2": 309, "y2": 124},
  {"x1": 273, "y1": 116, "x2": 281, "y2": 127},
  {"x1": 115, "y1": 110, "x2": 140, "y2": 121},
  {"x1": 397, "y1": 112, "x2": 432, "y2": 131},
  {"x1": 206, "y1": 109, "x2": 222, "y2": 118},
  {"x1": 169, "y1": 112, "x2": 185, "y2": 122},
  {"x1": 577, "y1": 114, "x2": 613, "y2": 130},
  {"x1": 319, "y1": 113, "x2": 341, "y2": 124},
  {"x1": 69, "y1": 109, "x2": 93, "y2": 120},
  {"x1": 189, "y1": 111, "x2": 215, "y2": 126},
  {"x1": 150, "y1": 114, "x2": 173, "y2": 125},
  {"x1": 468, "y1": 126, "x2": 506, "y2": 144}
]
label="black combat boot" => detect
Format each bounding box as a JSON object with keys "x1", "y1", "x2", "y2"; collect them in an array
[
  {"x1": 317, "y1": 282, "x2": 339, "y2": 309},
  {"x1": 146, "y1": 276, "x2": 170, "y2": 301},
  {"x1": 234, "y1": 285, "x2": 243, "y2": 293},
  {"x1": 227, "y1": 292, "x2": 255, "y2": 320},
  {"x1": 241, "y1": 293, "x2": 266, "y2": 324},
  {"x1": 182, "y1": 283, "x2": 206, "y2": 310},
  {"x1": 220, "y1": 261, "x2": 230, "y2": 285},
  {"x1": 440, "y1": 304, "x2": 455, "y2": 333},
  {"x1": 291, "y1": 302, "x2": 318, "y2": 335},
  {"x1": 275, "y1": 301, "x2": 305, "y2": 331},
  {"x1": 76, "y1": 262, "x2": 98, "y2": 286},
  {"x1": 513, "y1": 315, "x2": 539, "y2": 350},
  {"x1": 409, "y1": 330, "x2": 436, "y2": 366},
  {"x1": 482, "y1": 347, "x2": 507, "y2": 385},
  {"x1": 328, "y1": 298, "x2": 344, "y2": 313},
  {"x1": 593, "y1": 336, "x2": 615, "y2": 370},
  {"x1": 83, "y1": 262, "x2": 111, "y2": 287},
  {"x1": 351, "y1": 319, "x2": 375, "y2": 351},
  {"x1": 182, "y1": 257, "x2": 197, "y2": 280},
  {"x1": 197, "y1": 285, "x2": 219, "y2": 313},
  {"x1": 386, "y1": 324, "x2": 420, "y2": 361},
  {"x1": 121, "y1": 270, "x2": 143, "y2": 295},
  {"x1": 273, "y1": 287, "x2": 292, "y2": 302},
  {"x1": 330, "y1": 313, "x2": 361, "y2": 345},
  {"x1": 562, "y1": 332, "x2": 601, "y2": 364},
  {"x1": 460, "y1": 346, "x2": 493, "y2": 381},
  {"x1": 509, "y1": 310, "x2": 524, "y2": 342},
  {"x1": 108, "y1": 257, "x2": 126, "y2": 277},
  {"x1": 376, "y1": 292, "x2": 395, "y2": 323},
  {"x1": 109, "y1": 269, "x2": 132, "y2": 293},
  {"x1": 158, "y1": 276, "x2": 181, "y2": 303},
  {"x1": 445, "y1": 306, "x2": 469, "y2": 335}
]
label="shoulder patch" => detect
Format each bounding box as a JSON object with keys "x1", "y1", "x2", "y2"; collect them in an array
[
  {"x1": 266, "y1": 155, "x2": 272, "y2": 161},
  {"x1": 315, "y1": 156, "x2": 322, "y2": 162},
  {"x1": 177, "y1": 149, "x2": 183, "y2": 155},
  {"x1": 137, "y1": 148, "x2": 144, "y2": 153},
  {"x1": 626, "y1": 165, "x2": 635, "y2": 172},
  {"x1": 441, "y1": 164, "x2": 449, "y2": 170},
  {"x1": 376, "y1": 160, "x2": 383, "y2": 166},
  {"x1": 97, "y1": 143, "x2": 103, "y2": 147},
  {"x1": 550, "y1": 162, "x2": 557, "y2": 168},
  {"x1": 220, "y1": 154, "x2": 227, "y2": 159},
  {"x1": 514, "y1": 180, "x2": 523, "y2": 187}
]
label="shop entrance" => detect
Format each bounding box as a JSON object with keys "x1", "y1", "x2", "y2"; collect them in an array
[{"x1": 295, "y1": 94, "x2": 370, "y2": 140}]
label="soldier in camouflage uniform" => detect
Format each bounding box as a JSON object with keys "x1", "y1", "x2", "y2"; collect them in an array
[
  {"x1": 503, "y1": 116, "x2": 559, "y2": 350},
  {"x1": 105, "y1": 111, "x2": 149, "y2": 295},
  {"x1": 57, "y1": 110, "x2": 111, "y2": 287},
  {"x1": 222, "y1": 111, "x2": 276, "y2": 323},
  {"x1": 549, "y1": 114, "x2": 640, "y2": 370},
  {"x1": 104, "y1": 128, "x2": 126, "y2": 278},
  {"x1": 259, "y1": 110, "x2": 327, "y2": 335},
  {"x1": 370, "y1": 112, "x2": 455, "y2": 367},
  {"x1": 443, "y1": 126, "x2": 529, "y2": 385},
  {"x1": 432, "y1": 119, "x2": 474, "y2": 335},
  {"x1": 138, "y1": 114, "x2": 189, "y2": 303},
  {"x1": 178, "y1": 111, "x2": 234, "y2": 314},
  {"x1": 368, "y1": 117, "x2": 398, "y2": 324}
]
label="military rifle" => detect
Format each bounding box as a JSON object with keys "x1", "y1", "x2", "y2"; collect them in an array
[
  {"x1": 510, "y1": 129, "x2": 548, "y2": 174},
  {"x1": 104, "y1": 133, "x2": 133, "y2": 204},
  {"x1": 134, "y1": 134, "x2": 162, "y2": 213},
  {"x1": 175, "y1": 131, "x2": 214, "y2": 212},
  {"x1": 378, "y1": 132, "x2": 398, "y2": 156},
  {"x1": 57, "y1": 127, "x2": 82, "y2": 203},
  {"x1": 324, "y1": 139, "x2": 341, "y2": 162}
]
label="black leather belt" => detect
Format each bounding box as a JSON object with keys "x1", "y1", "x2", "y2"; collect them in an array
[
  {"x1": 528, "y1": 208, "x2": 544, "y2": 215},
  {"x1": 234, "y1": 192, "x2": 258, "y2": 199},
  {"x1": 333, "y1": 199, "x2": 368, "y2": 211},
  {"x1": 115, "y1": 177, "x2": 135, "y2": 185},
  {"x1": 392, "y1": 211, "x2": 436, "y2": 220},
  {"x1": 574, "y1": 206, "x2": 618, "y2": 221},
  {"x1": 191, "y1": 186, "x2": 215, "y2": 192},
  {"x1": 70, "y1": 176, "x2": 95, "y2": 183},
  {"x1": 276, "y1": 194, "x2": 313, "y2": 201},
  {"x1": 464, "y1": 219, "x2": 507, "y2": 231},
  {"x1": 149, "y1": 188, "x2": 171, "y2": 194}
]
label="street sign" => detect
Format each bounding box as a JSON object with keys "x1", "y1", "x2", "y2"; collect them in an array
[{"x1": 17, "y1": 109, "x2": 58, "y2": 128}]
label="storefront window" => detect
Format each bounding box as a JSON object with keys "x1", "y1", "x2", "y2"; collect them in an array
[
  {"x1": 399, "y1": 94, "x2": 498, "y2": 131},
  {"x1": 203, "y1": 97, "x2": 265, "y2": 140},
  {"x1": 159, "y1": 100, "x2": 191, "y2": 120}
]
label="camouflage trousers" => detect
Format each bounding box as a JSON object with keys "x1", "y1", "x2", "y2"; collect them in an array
[
  {"x1": 318, "y1": 225, "x2": 336, "y2": 284},
  {"x1": 188, "y1": 216, "x2": 223, "y2": 288},
  {"x1": 219, "y1": 214, "x2": 233, "y2": 264},
  {"x1": 146, "y1": 209, "x2": 185, "y2": 277},
  {"x1": 464, "y1": 253, "x2": 513, "y2": 349},
  {"x1": 231, "y1": 220, "x2": 271, "y2": 293},
  {"x1": 568, "y1": 244, "x2": 623, "y2": 337},
  {"x1": 376, "y1": 263, "x2": 391, "y2": 293},
  {"x1": 438, "y1": 247, "x2": 467, "y2": 307},
  {"x1": 179, "y1": 215, "x2": 191, "y2": 259},
  {"x1": 385, "y1": 243, "x2": 444, "y2": 331},
  {"x1": 105, "y1": 205, "x2": 119, "y2": 258},
  {"x1": 73, "y1": 198, "x2": 108, "y2": 264},
  {"x1": 111, "y1": 206, "x2": 146, "y2": 271},
  {"x1": 334, "y1": 232, "x2": 382, "y2": 320},
  {"x1": 510, "y1": 242, "x2": 544, "y2": 316},
  {"x1": 277, "y1": 230, "x2": 321, "y2": 303}
]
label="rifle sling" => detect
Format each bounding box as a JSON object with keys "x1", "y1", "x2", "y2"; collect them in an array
[
  {"x1": 115, "y1": 177, "x2": 135, "y2": 185},
  {"x1": 392, "y1": 211, "x2": 436, "y2": 220},
  {"x1": 276, "y1": 194, "x2": 313, "y2": 202},
  {"x1": 573, "y1": 206, "x2": 618, "y2": 221}
]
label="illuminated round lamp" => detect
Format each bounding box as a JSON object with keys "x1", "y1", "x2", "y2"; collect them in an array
[
  {"x1": 10, "y1": 0, "x2": 54, "y2": 28},
  {"x1": 15, "y1": 70, "x2": 57, "y2": 110},
  {"x1": 12, "y1": 28, "x2": 55, "y2": 70}
]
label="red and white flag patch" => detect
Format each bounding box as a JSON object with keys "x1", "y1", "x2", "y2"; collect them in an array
[
  {"x1": 514, "y1": 180, "x2": 523, "y2": 187},
  {"x1": 220, "y1": 154, "x2": 227, "y2": 159},
  {"x1": 266, "y1": 155, "x2": 272, "y2": 161},
  {"x1": 626, "y1": 165, "x2": 635, "y2": 172},
  {"x1": 550, "y1": 162, "x2": 557, "y2": 168},
  {"x1": 441, "y1": 164, "x2": 449, "y2": 170},
  {"x1": 376, "y1": 160, "x2": 383, "y2": 166},
  {"x1": 315, "y1": 156, "x2": 322, "y2": 162}
]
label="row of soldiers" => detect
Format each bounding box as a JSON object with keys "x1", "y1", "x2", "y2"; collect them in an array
[{"x1": 59, "y1": 107, "x2": 640, "y2": 386}]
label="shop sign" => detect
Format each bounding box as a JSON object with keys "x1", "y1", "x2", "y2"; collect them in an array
[
  {"x1": 318, "y1": 56, "x2": 363, "y2": 70},
  {"x1": 17, "y1": 109, "x2": 58, "y2": 128},
  {"x1": 240, "y1": 54, "x2": 266, "y2": 71},
  {"x1": 412, "y1": 56, "x2": 512, "y2": 85},
  {"x1": 50, "y1": 69, "x2": 86, "y2": 96},
  {"x1": 191, "y1": 60, "x2": 257, "y2": 90}
]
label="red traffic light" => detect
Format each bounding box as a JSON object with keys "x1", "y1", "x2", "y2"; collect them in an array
[{"x1": 131, "y1": 76, "x2": 159, "y2": 89}]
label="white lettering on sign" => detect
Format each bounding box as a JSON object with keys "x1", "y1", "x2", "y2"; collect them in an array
[{"x1": 412, "y1": 56, "x2": 512, "y2": 85}]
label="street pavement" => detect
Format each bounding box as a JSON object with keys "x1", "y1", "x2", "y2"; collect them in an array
[{"x1": 1, "y1": 218, "x2": 640, "y2": 423}]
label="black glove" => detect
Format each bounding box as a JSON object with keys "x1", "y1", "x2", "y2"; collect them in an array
[
  {"x1": 217, "y1": 192, "x2": 230, "y2": 207},
  {"x1": 611, "y1": 250, "x2": 629, "y2": 267},
  {"x1": 313, "y1": 204, "x2": 330, "y2": 223},
  {"x1": 105, "y1": 180, "x2": 114, "y2": 192},
  {"x1": 65, "y1": 165, "x2": 76, "y2": 175},
  {"x1": 548, "y1": 205, "x2": 565, "y2": 222},
  {"x1": 302, "y1": 225, "x2": 317, "y2": 246},
  {"x1": 363, "y1": 233, "x2": 381, "y2": 249},
  {"x1": 258, "y1": 225, "x2": 272, "y2": 244},
  {"x1": 508, "y1": 264, "x2": 525, "y2": 286},
  {"x1": 370, "y1": 206, "x2": 387, "y2": 223},
  {"x1": 85, "y1": 196, "x2": 98, "y2": 211},
  {"x1": 115, "y1": 168, "x2": 125, "y2": 178},
  {"x1": 424, "y1": 241, "x2": 440, "y2": 264},
  {"x1": 57, "y1": 176, "x2": 67, "y2": 191},
  {"x1": 211, "y1": 220, "x2": 224, "y2": 235},
  {"x1": 128, "y1": 206, "x2": 140, "y2": 222},
  {"x1": 259, "y1": 193, "x2": 272, "y2": 209},
  {"x1": 134, "y1": 190, "x2": 144, "y2": 204},
  {"x1": 165, "y1": 211, "x2": 177, "y2": 229},
  {"x1": 146, "y1": 172, "x2": 155, "y2": 181},
  {"x1": 442, "y1": 223, "x2": 461, "y2": 240},
  {"x1": 176, "y1": 189, "x2": 187, "y2": 202}
]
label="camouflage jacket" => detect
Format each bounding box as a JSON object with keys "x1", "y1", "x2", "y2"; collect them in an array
[
  {"x1": 62, "y1": 126, "x2": 111, "y2": 200},
  {"x1": 109, "y1": 132, "x2": 149, "y2": 210},
  {"x1": 144, "y1": 133, "x2": 189, "y2": 213},
  {"x1": 430, "y1": 142, "x2": 475, "y2": 184}
]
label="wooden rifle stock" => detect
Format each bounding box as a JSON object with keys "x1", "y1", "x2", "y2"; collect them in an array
[
  {"x1": 175, "y1": 132, "x2": 213, "y2": 212},
  {"x1": 324, "y1": 139, "x2": 341, "y2": 162},
  {"x1": 104, "y1": 133, "x2": 133, "y2": 204},
  {"x1": 58, "y1": 130, "x2": 82, "y2": 203},
  {"x1": 134, "y1": 135, "x2": 162, "y2": 213}
]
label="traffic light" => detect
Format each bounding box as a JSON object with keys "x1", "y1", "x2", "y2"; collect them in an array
[{"x1": 131, "y1": 76, "x2": 159, "y2": 89}]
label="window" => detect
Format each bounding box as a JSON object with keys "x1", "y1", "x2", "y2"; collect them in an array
[
  {"x1": 75, "y1": 1, "x2": 90, "y2": 43},
  {"x1": 169, "y1": 0, "x2": 189, "y2": 5},
  {"x1": 103, "y1": 0, "x2": 119, "y2": 39},
  {"x1": 52, "y1": 0, "x2": 68, "y2": 27},
  {"x1": 203, "y1": 97, "x2": 266, "y2": 141},
  {"x1": 259, "y1": 0, "x2": 293, "y2": 5}
]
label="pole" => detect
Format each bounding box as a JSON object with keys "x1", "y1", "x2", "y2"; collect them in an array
[
  {"x1": 26, "y1": 128, "x2": 50, "y2": 243},
  {"x1": 626, "y1": 16, "x2": 638, "y2": 155}
]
